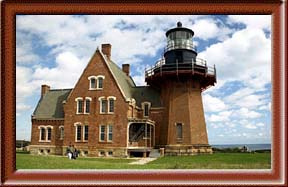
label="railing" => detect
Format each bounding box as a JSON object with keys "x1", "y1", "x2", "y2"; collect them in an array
[
  {"x1": 145, "y1": 58, "x2": 216, "y2": 78},
  {"x1": 165, "y1": 39, "x2": 197, "y2": 53},
  {"x1": 130, "y1": 125, "x2": 145, "y2": 142}
]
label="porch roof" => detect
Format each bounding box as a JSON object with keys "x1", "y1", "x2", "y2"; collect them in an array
[{"x1": 128, "y1": 118, "x2": 155, "y2": 124}]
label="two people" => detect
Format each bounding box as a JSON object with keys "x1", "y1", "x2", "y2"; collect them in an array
[{"x1": 66, "y1": 144, "x2": 79, "y2": 160}]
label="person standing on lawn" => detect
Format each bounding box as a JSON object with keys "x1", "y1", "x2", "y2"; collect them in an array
[{"x1": 66, "y1": 144, "x2": 72, "y2": 159}]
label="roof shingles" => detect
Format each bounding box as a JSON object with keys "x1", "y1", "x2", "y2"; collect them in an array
[{"x1": 33, "y1": 51, "x2": 162, "y2": 119}]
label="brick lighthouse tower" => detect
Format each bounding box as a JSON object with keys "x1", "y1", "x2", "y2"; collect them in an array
[{"x1": 145, "y1": 22, "x2": 216, "y2": 155}]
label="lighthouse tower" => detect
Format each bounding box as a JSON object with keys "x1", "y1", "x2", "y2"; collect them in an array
[{"x1": 145, "y1": 22, "x2": 216, "y2": 155}]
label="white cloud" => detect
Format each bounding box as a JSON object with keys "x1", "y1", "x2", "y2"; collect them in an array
[
  {"x1": 32, "y1": 51, "x2": 87, "y2": 89},
  {"x1": 228, "y1": 15, "x2": 271, "y2": 30},
  {"x1": 234, "y1": 107, "x2": 262, "y2": 119},
  {"x1": 256, "y1": 123, "x2": 265, "y2": 127},
  {"x1": 203, "y1": 94, "x2": 226, "y2": 112},
  {"x1": 192, "y1": 19, "x2": 233, "y2": 41},
  {"x1": 198, "y1": 27, "x2": 271, "y2": 90},
  {"x1": 207, "y1": 111, "x2": 232, "y2": 122},
  {"x1": 244, "y1": 124, "x2": 257, "y2": 129}
]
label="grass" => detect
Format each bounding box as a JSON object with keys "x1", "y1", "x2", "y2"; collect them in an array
[{"x1": 16, "y1": 153, "x2": 271, "y2": 169}]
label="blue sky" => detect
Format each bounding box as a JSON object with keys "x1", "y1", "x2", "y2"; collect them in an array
[{"x1": 16, "y1": 15, "x2": 271, "y2": 144}]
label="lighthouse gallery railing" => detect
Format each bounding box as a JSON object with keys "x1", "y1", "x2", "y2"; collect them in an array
[{"x1": 145, "y1": 58, "x2": 216, "y2": 78}]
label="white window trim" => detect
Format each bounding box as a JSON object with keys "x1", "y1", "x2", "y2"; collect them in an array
[
  {"x1": 107, "y1": 124, "x2": 113, "y2": 142},
  {"x1": 59, "y1": 125, "x2": 64, "y2": 140},
  {"x1": 107, "y1": 96, "x2": 116, "y2": 114},
  {"x1": 99, "y1": 125, "x2": 105, "y2": 142},
  {"x1": 141, "y1": 102, "x2": 151, "y2": 118},
  {"x1": 98, "y1": 96, "x2": 106, "y2": 114},
  {"x1": 96, "y1": 75, "x2": 105, "y2": 90},
  {"x1": 83, "y1": 125, "x2": 89, "y2": 142},
  {"x1": 84, "y1": 97, "x2": 92, "y2": 114},
  {"x1": 75, "y1": 97, "x2": 84, "y2": 114},
  {"x1": 88, "y1": 76, "x2": 97, "y2": 90},
  {"x1": 38, "y1": 125, "x2": 53, "y2": 142},
  {"x1": 74, "y1": 122, "x2": 82, "y2": 142},
  {"x1": 88, "y1": 75, "x2": 105, "y2": 90}
]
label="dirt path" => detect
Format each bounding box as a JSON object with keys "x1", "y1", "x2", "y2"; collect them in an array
[{"x1": 128, "y1": 158, "x2": 157, "y2": 165}]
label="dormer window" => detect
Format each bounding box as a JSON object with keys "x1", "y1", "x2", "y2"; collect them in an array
[
  {"x1": 88, "y1": 75, "x2": 105, "y2": 90},
  {"x1": 142, "y1": 102, "x2": 151, "y2": 117}
]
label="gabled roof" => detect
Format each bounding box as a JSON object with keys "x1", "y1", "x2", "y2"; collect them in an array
[
  {"x1": 104, "y1": 57, "x2": 162, "y2": 107},
  {"x1": 106, "y1": 59, "x2": 135, "y2": 99},
  {"x1": 32, "y1": 89, "x2": 72, "y2": 119},
  {"x1": 32, "y1": 50, "x2": 162, "y2": 119}
]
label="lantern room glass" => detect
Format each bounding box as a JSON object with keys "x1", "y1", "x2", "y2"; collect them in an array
[{"x1": 166, "y1": 30, "x2": 195, "y2": 52}]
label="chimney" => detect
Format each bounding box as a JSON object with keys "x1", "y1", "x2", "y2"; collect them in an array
[
  {"x1": 101, "y1": 44, "x2": 111, "y2": 60},
  {"x1": 122, "y1": 64, "x2": 130, "y2": 76},
  {"x1": 41, "y1": 85, "x2": 50, "y2": 97}
]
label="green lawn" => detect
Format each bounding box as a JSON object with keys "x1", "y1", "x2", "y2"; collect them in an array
[{"x1": 16, "y1": 153, "x2": 271, "y2": 169}]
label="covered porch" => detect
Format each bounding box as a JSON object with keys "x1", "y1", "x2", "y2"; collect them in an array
[{"x1": 127, "y1": 118, "x2": 155, "y2": 157}]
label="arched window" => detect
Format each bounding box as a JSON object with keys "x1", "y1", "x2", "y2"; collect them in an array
[
  {"x1": 40, "y1": 128, "x2": 46, "y2": 141},
  {"x1": 88, "y1": 75, "x2": 105, "y2": 90},
  {"x1": 176, "y1": 123, "x2": 183, "y2": 140},
  {"x1": 99, "y1": 97, "x2": 107, "y2": 114},
  {"x1": 98, "y1": 77, "x2": 103, "y2": 89},
  {"x1": 38, "y1": 125, "x2": 53, "y2": 142},
  {"x1": 84, "y1": 97, "x2": 92, "y2": 114},
  {"x1": 107, "y1": 96, "x2": 116, "y2": 113},
  {"x1": 99, "y1": 96, "x2": 116, "y2": 114},
  {"x1": 74, "y1": 123, "x2": 89, "y2": 142},
  {"x1": 75, "y1": 97, "x2": 83, "y2": 114},
  {"x1": 141, "y1": 102, "x2": 151, "y2": 117},
  {"x1": 90, "y1": 77, "x2": 96, "y2": 89},
  {"x1": 47, "y1": 127, "x2": 52, "y2": 141},
  {"x1": 59, "y1": 126, "x2": 64, "y2": 140}
]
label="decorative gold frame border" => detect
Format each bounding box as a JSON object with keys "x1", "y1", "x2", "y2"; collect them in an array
[{"x1": 1, "y1": 0, "x2": 287, "y2": 186}]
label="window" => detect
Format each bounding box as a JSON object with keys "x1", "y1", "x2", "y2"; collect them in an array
[
  {"x1": 98, "y1": 77, "x2": 103, "y2": 89},
  {"x1": 107, "y1": 125, "x2": 113, "y2": 142},
  {"x1": 99, "y1": 125, "x2": 105, "y2": 141},
  {"x1": 109, "y1": 99, "x2": 114, "y2": 113},
  {"x1": 75, "y1": 98, "x2": 84, "y2": 114},
  {"x1": 76, "y1": 125, "x2": 82, "y2": 141},
  {"x1": 39, "y1": 126, "x2": 53, "y2": 142},
  {"x1": 107, "y1": 96, "x2": 116, "y2": 113},
  {"x1": 90, "y1": 78, "x2": 96, "y2": 89},
  {"x1": 40, "y1": 128, "x2": 46, "y2": 141},
  {"x1": 176, "y1": 123, "x2": 183, "y2": 140},
  {"x1": 142, "y1": 102, "x2": 151, "y2": 117},
  {"x1": 101, "y1": 99, "x2": 107, "y2": 113},
  {"x1": 108, "y1": 151, "x2": 113, "y2": 156},
  {"x1": 99, "y1": 150, "x2": 105, "y2": 156},
  {"x1": 144, "y1": 104, "x2": 149, "y2": 117},
  {"x1": 59, "y1": 126, "x2": 64, "y2": 140},
  {"x1": 84, "y1": 125, "x2": 89, "y2": 141},
  {"x1": 84, "y1": 97, "x2": 92, "y2": 114},
  {"x1": 47, "y1": 127, "x2": 52, "y2": 141},
  {"x1": 88, "y1": 75, "x2": 105, "y2": 90}
]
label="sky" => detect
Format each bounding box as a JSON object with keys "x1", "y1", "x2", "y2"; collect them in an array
[{"x1": 16, "y1": 15, "x2": 271, "y2": 145}]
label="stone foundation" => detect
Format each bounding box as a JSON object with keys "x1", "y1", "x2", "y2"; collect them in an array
[
  {"x1": 30, "y1": 145, "x2": 128, "y2": 157},
  {"x1": 164, "y1": 144, "x2": 213, "y2": 156}
]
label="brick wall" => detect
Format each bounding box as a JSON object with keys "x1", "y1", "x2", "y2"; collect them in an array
[{"x1": 63, "y1": 50, "x2": 129, "y2": 154}]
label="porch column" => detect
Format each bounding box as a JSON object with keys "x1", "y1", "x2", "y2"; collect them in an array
[{"x1": 150, "y1": 124, "x2": 152, "y2": 147}]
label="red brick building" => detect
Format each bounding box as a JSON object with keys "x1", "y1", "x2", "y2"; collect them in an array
[{"x1": 30, "y1": 22, "x2": 216, "y2": 157}]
